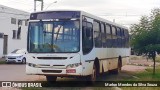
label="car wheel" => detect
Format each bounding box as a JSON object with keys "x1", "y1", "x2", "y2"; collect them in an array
[{"x1": 22, "y1": 58, "x2": 26, "y2": 64}]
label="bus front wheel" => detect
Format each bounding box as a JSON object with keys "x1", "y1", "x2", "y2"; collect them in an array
[
  {"x1": 87, "y1": 64, "x2": 98, "y2": 82},
  {"x1": 91, "y1": 64, "x2": 97, "y2": 81},
  {"x1": 46, "y1": 76, "x2": 57, "y2": 82}
]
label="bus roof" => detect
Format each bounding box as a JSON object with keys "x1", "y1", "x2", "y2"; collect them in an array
[{"x1": 31, "y1": 9, "x2": 128, "y2": 29}]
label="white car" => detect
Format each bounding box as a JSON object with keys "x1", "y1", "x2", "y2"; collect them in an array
[{"x1": 5, "y1": 49, "x2": 27, "y2": 64}]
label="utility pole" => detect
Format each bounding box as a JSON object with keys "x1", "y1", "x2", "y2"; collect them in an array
[
  {"x1": 41, "y1": 0, "x2": 44, "y2": 11},
  {"x1": 34, "y1": 0, "x2": 36, "y2": 12},
  {"x1": 34, "y1": 0, "x2": 44, "y2": 12}
]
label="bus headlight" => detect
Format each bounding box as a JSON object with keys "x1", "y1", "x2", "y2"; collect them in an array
[
  {"x1": 66, "y1": 63, "x2": 81, "y2": 69},
  {"x1": 27, "y1": 63, "x2": 39, "y2": 68}
]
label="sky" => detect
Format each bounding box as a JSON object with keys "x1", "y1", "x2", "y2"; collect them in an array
[{"x1": 0, "y1": 0, "x2": 160, "y2": 28}]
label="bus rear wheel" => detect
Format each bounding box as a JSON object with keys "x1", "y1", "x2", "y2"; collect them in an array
[
  {"x1": 114, "y1": 58, "x2": 122, "y2": 74},
  {"x1": 109, "y1": 57, "x2": 122, "y2": 74},
  {"x1": 46, "y1": 76, "x2": 57, "y2": 82}
]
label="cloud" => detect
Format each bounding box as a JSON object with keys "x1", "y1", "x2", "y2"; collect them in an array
[
  {"x1": 38, "y1": 0, "x2": 160, "y2": 27},
  {"x1": 0, "y1": 0, "x2": 159, "y2": 27}
]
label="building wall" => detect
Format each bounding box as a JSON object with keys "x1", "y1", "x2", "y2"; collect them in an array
[
  {"x1": 0, "y1": 38, "x2": 3, "y2": 57},
  {"x1": 0, "y1": 5, "x2": 29, "y2": 58}
]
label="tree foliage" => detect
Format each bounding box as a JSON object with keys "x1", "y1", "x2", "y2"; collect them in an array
[{"x1": 130, "y1": 8, "x2": 160, "y2": 75}]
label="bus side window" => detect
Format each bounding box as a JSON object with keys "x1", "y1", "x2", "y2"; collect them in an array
[
  {"x1": 117, "y1": 27, "x2": 122, "y2": 48},
  {"x1": 101, "y1": 22, "x2": 106, "y2": 48},
  {"x1": 82, "y1": 21, "x2": 93, "y2": 54},
  {"x1": 106, "y1": 24, "x2": 112, "y2": 48},
  {"x1": 124, "y1": 29, "x2": 129, "y2": 48},
  {"x1": 111, "y1": 26, "x2": 117, "y2": 48},
  {"x1": 121, "y1": 29, "x2": 125, "y2": 47},
  {"x1": 93, "y1": 20, "x2": 102, "y2": 47}
]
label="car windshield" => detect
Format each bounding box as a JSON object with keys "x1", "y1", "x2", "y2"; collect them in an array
[
  {"x1": 28, "y1": 20, "x2": 80, "y2": 53},
  {"x1": 11, "y1": 49, "x2": 20, "y2": 53},
  {"x1": 11, "y1": 49, "x2": 24, "y2": 54}
]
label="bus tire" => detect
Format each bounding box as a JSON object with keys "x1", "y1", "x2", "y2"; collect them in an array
[
  {"x1": 87, "y1": 61, "x2": 100, "y2": 83},
  {"x1": 46, "y1": 76, "x2": 57, "y2": 82},
  {"x1": 115, "y1": 57, "x2": 122, "y2": 74},
  {"x1": 109, "y1": 57, "x2": 122, "y2": 74},
  {"x1": 91, "y1": 64, "x2": 97, "y2": 82},
  {"x1": 86, "y1": 64, "x2": 96, "y2": 82}
]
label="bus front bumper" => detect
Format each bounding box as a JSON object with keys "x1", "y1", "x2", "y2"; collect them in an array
[{"x1": 26, "y1": 64, "x2": 83, "y2": 76}]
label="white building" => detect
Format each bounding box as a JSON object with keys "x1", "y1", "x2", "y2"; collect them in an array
[{"x1": 0, "y1": 5, "x2": 29, "y2": 58}]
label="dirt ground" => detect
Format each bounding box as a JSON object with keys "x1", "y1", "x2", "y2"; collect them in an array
[
  {"x1": 0, "y1": 56, "x2": 158, "y2": 90},
  {"x1": 0, "y1": 60, "x2": 153, "y2": 82},
  {"x1": 0, "y1": 56, "x2": 157, "y2": 81},
  {"x1": 122, "y1": 55, "x2": 160, "y2": 72},
  {"x1": 122, "y1": 65, "x2": 147, "y2": 72}
]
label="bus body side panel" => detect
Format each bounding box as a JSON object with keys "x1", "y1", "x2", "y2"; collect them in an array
[
  {"x1": 81, "y1": 48, "x2": 96, "y2": 76},
  {"x1": 80, "y1": 47, "x2": 130, "y2": 76},
  {"x1": 81, "y1": 47, "x2": 130, "y2": 76}
]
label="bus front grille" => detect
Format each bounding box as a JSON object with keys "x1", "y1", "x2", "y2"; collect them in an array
[
  {"x1": 42, "y1": 70, "x2": 62, "y2": 73},
  {"x1": 37, "y1": 57, "x2": 67, "y2": 60}
]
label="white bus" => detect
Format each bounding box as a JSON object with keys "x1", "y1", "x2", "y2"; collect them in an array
[{"x1": 26, "y1": 10, "x2": 130, "y2": 82}]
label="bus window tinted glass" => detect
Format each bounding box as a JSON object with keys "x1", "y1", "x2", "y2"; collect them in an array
[
  {"x1": 106, "y1": 24, "x2": 112, "y2": 47},
  {"x1": 93, "y1": 21, "x2": 102, "y2": 47},
  {"x1": 82, "y1": 21, "x2": 93, "y2": 54},
  {"x1": 101, "y1": 23, "x2": 106, "y2": 47},
  {"x1": 112, "y1": 26, "x2": 117, "y2": 47}
]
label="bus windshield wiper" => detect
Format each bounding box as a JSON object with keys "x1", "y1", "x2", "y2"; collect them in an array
[
  {"x1": 55, "y1": 25, "x2": 62, "y2": 41},
  {"x1": 55, "y1": 22, "x2": 66, "y2": 42}
]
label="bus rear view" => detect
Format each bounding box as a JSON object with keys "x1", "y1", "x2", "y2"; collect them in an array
[{"x1": 26, "y1": 11, "x2": 82, "y2": 81}]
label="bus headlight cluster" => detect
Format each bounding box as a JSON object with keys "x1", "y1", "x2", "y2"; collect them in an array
[
  {"x1": 66, "y1": 63, "x2": 81, "y2": 69},
  {"x1": 27, "y1": 63, "x2": 39, "y2": 68}
]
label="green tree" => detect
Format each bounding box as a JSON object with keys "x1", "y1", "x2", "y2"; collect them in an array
[{"x1": 130, "y1": 8, "x2": 160, "y2": 75}]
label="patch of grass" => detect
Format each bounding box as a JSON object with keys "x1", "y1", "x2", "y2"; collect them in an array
[
  {"x1": 130, "y1": 55, "x2": 149, "y2": 60},
  {"x1": 130, "y1": 55, "x2": 160, "y2": 62},
  {"x1": 125, "y1": 66, "x2": 160, "y2": 81},
  {"x1": 0, "y1": 60, "x2": 6, "y2": 64},
  {"x1": 155, "y1": 56, "x2": 160, "y2": 62},
  {"x1": 130, "y1": 55, "x2": 143, "y2": 60},
  {"x1": 0, "y1": 58, "x2": 6, "y2": 64},
  {"x1": 121, "y1": 66, "x2": 160, "y2": 90}
]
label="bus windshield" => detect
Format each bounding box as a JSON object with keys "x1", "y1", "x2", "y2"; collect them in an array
[{"x1": 28, "y1": 20, "x2": 80, "y2": 53}]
